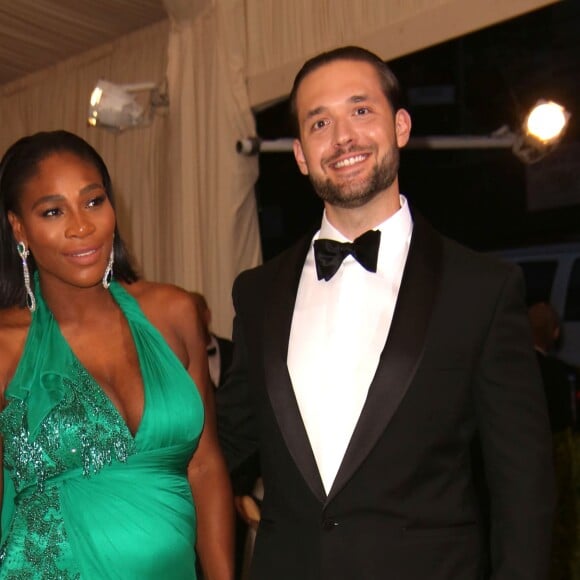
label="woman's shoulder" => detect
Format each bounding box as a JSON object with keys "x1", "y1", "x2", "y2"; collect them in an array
[
  {"x1": 120, "y1": 281, "x2": 202, "y2": 367},
  {"x1": 0, "y1": 306, "x2": 31, "y2": 392},
  {"x1": 121, "y1": 280, "x2": 199, "y2": 328}
]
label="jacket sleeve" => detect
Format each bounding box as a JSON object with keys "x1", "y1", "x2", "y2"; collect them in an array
[
  {"x1": 215, "y1": 276, "x2": 260, "y2": 495},
  {"x1": 473, "y1": 265, "x2": 555, "y2": 579}
]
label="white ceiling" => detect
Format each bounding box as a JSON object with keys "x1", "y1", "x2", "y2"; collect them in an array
[{"x1": 0, "y1": 0, "x2": 167, "y2": 86}]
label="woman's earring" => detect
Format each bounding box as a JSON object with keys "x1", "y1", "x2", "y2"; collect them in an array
[
  {"x1": 16, "y1": 241, "x2": 36, "y2": 312},
  {"x1": 102, "y1": 246, "x2": 114, "y2": 289}
]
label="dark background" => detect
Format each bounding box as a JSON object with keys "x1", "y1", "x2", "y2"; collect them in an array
[{"x1": 253, "y1": 1, "x2": 580, "y2": 260}]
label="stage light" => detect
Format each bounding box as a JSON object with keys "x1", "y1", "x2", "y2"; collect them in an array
[
  {"x1": 88, "y1": 80, "x2": 168, "y2": 132},
  {"x1": 512, "y1": 100, "x2": 570, "y2": 164},
  {"x1": 524, "y1": 100, "x2": 570, "y2": 144}
]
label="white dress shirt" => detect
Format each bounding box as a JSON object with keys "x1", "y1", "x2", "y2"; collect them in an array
[{"x1": 287, "y1": 196, "x2": 413, "y2": 493}]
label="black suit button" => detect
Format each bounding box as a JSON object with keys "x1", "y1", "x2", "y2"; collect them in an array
[{"x1": 322, "y1": 518, "x2": 339, "y2": 531}]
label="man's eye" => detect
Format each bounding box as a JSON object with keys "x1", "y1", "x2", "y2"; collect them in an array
[
  {"x1": 312, "y1": 119, "x2": 328, "y2": 131},
  {"x1": 355, "y1": 107, "x2": 369, "y2": 115}
]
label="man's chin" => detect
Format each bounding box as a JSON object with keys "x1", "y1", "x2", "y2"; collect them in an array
[
  {"x1": 330, "y1": 194, "x2": 378, "y2": 210},
  {"x1": 317, "y1": 186, "x2": 381, "y2": 209}
]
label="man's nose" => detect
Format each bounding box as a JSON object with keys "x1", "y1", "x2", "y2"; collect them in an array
[{"x1": 332, "y1": 117, "x2": 355, "y2": 148}]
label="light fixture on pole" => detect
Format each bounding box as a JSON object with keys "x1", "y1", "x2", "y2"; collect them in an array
[
  {"x1": 511, "y1": 100, "x2": 571, "y2": 163},
  {"x1": 236, "y1": 100, "x2": 570, "y2": 164},
  {"x1": 88, "y1": 80, "x2": 169, "y2": 132}
]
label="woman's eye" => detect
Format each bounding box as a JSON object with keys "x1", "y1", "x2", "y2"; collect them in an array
[
  {"x1": 87, "y1": 195, "x2": 106, "y2": 208},
  {"x1": 41, "y1": 208, "x2": 62, "y2": 218}
]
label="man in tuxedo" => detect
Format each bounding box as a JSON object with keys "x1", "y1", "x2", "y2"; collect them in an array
[
  {"x1": 528, "y1": 302, "x2": 575, "y2": 433},
  {"x1": 528, "y1": 302, "x2": 576, "y2": 578},
  {"x1": 191, "y1": 291, "x2": 234, "y2": 389},
  {"x1": 217, "y1": 46, "x2": 554, "y2": 579}
]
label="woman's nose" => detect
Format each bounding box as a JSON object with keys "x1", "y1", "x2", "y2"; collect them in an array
[{"x1": 65, "y1": 214, "x2": 96, "y2": 238}]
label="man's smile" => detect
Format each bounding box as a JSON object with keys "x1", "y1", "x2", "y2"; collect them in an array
[{"x1": 331, "y1": 154, "x2": 368, "y2": 169}]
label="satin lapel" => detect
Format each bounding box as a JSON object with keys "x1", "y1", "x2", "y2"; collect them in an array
[
  {"x1": 326, "y1": 216, "x2": 443, "y2": 504},
  {"x1": 263, "y1": 233, "x2": 327, "y2": 503}
]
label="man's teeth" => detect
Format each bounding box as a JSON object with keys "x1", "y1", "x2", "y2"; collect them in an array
[{"x1": 334, "y1": 155, "x2": 365, "y2": 168}]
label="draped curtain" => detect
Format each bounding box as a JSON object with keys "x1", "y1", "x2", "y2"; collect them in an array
[{"x1": 162, "y1": 0, "x2": 261, "y2": 337}]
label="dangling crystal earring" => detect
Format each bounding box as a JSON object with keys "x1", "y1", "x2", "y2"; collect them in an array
[
  {"x1": 16, "y1": 241, "x2": 36, "y2": 312},
  {"x1": 102, "y1": 246, "x2": 114, "y2": 289}
]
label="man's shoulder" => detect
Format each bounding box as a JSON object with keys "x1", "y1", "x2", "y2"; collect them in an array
[
  {"x1": 445, "y1": 235, "x2": 512, "y2": 269},
  {"x1": 424, "y1": 226, "x2": 516, "y2": 281},
  {"x1": 412, "y1": 213, "x2": 516, "y2": 280},
  {"x1": 234, "y1": 231, "x2": 313, "y2": 288}
]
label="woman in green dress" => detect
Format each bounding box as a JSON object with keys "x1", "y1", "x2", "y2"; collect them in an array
[{"x1": 0, "y1": 131, "x2": 234, "y2": 578}]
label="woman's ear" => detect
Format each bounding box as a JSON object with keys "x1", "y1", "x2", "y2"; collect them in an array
[{"x1": 7, "y1": 211, "x2": 25, "y2": 245}]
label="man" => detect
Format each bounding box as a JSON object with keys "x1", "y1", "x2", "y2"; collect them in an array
[
  {"x1": 191, "y1": 291, "x2": 234, "y2": 389},
  {"x1": 528, "y1": 302, "x2": 576, "y2": 578},
  {"x1": 218, "y1": 46, "x2": 554, "y2": 579},
  {"x1": 528, "y1": 302, "x2": 575, "y2": 432}
]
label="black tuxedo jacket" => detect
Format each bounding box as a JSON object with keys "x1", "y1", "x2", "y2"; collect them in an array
[
  {"x1": 218, "y1": 215, "x2": 555, "y2": 580},
  {"x1": 213, "y1": 334, "x2": 234, "y2": 389},
  {"x1": 535, "y1": 350, "x2": 574, "y2": 433}
]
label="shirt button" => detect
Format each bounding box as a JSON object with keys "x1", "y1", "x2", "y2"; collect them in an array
[{"x1": 322, "y1": 518, "x2": 339, "y2": 531}]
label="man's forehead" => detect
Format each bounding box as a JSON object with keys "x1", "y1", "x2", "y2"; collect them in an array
[
  {"x1": 296, "y1": 60, "x2": 383, "y2": 113},
  {"x1": 300, "y1": 59, "x2": 377, "y2": 85}
]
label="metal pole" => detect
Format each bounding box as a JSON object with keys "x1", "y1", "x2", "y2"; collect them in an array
[{"x1": 235, "y1": 134, "x2": 515, "y2": 155}]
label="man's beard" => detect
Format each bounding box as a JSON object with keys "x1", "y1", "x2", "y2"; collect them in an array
[{"x1": 310, "y1": 146, "x2": 400, "y2": 209}]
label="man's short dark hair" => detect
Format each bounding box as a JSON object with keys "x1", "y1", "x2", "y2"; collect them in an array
[{"x1": 289, "y1": 45, "x2": 403, "y2": 138}]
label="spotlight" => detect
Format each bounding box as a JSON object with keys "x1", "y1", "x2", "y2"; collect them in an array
[
  {"x1": 88, "y1": 80, "x2": 168, "y2": 132},
  {"x1": 513, "y1": 100, "x2": 571, "y2": 164},
  {"x1": 524, "y1": 100, "x2": 570, "y2": 144}
]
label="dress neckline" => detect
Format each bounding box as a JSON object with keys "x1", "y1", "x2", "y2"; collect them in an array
[{"x1": 6, "y1": 275, "x2": 150, "y2": 441}]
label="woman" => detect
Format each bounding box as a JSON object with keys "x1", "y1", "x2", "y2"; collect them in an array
[{"x1": 0, "y1": 131, "x2": 234, "y2": 578}]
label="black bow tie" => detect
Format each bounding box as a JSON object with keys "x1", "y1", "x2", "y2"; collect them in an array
[
  {"x1": 207, "y1": 346, "x2": 217, "y2": 356},
  {"x1": 313, "y1": 229, "x2": 381, "y2": 281}
]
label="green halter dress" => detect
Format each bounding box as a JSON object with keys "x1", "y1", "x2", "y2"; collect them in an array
[{"x1": 0, "y1": 277, "x2": 204, "y2": 579}]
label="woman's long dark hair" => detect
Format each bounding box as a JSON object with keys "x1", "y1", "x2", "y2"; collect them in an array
[{"x1": 0, "y1": 130, "x2": 139, "y2": 308}]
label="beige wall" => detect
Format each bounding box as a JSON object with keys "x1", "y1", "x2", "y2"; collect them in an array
[{"x1": 246, "y1": 0, "x2": 560, "y2": 108}]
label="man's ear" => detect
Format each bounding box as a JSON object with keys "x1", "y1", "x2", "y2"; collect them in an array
[
  {"x1": 293, "y1": 139, "x2": 310, "y2": 176},
  {"x1": 395, "y1": 108, "x2": 412, "y2": 148}
]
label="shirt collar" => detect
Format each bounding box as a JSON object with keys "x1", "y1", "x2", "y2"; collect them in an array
[
  {"x1": 318, "y1": 195, "x2": 411, "y2": 240},
  {"x1": 316, "y1": 195, "x2": 413, "y2": 273}
]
